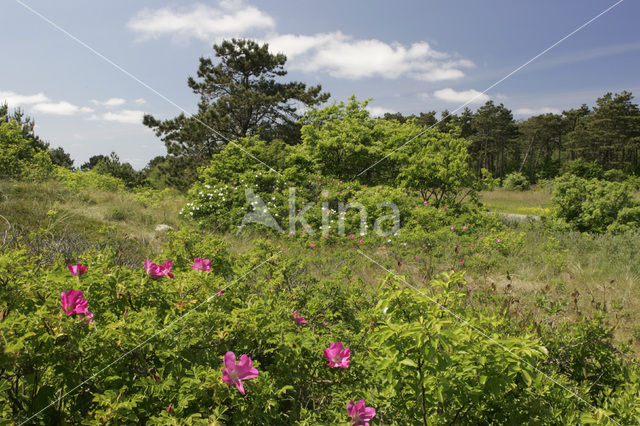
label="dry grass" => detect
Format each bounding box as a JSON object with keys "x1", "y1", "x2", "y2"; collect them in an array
[{"x1": 0, "y1": 181, "x2": 185, "y2": 259}]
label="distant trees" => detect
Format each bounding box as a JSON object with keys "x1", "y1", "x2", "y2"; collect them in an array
[
  {"x1": 467, "y1": 101, "x2": 519, "y2": 179},
  {"x1": 517, "y1": 113, "x2": 564, "y2": 179},
  {"x1": 82, "y1": 152, "x2": 145, "y2": 189},
  {"x1": 144, "y1": 38, "x2": 330, "y2": 189},
  {"x1": 400, "y1": 91, "x2": 640, "y2": 183},
  {"x1": 0, "y1": 103, "x2": 74, "y2": 169},
  {"x1": 566, "y1": 91, "x2": 640, "y2": 171}
]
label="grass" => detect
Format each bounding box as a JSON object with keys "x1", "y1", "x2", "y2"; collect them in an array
[
  {"x1": 0, "y1": 180, "x2": 185, "y2": 265},
  {"x1": 480, "y1": 186, "x2": 552, "y2": 216}
]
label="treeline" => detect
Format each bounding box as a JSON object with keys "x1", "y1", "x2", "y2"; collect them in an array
[{"x1": 382, "y1": 91, "x2": 640, "y2": 182}]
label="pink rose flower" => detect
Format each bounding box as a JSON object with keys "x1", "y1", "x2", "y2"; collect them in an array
[
  {"x1": 67, "y1": 263, "x2": 88, "y2": 276},
  {"x1": 191, "y1": 257, "x2": 212, "y2": 272},
  {"x1": 324, "y1": 342, "x2": 350, "y2": 368},
  {"x1": 292, "y1": 311, "x2": 308, "y2": 324},
  {"x1": 347, "y1": 399, "x2": 376, "y2": 426},
  {"x1": 144, "y1": 260, "x2": 174, "y2": 279},
  {"x1": 61, "y1": 289, "x2": 94, "y2": 324},
  {"x1": 221, "y1": 351, "x2": 259, "y2": 394},
  {"x1": 61, "y1": 289, "x2": 88, "y2": 315}
]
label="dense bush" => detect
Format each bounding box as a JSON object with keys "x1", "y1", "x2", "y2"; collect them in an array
[
  {"x1": 91, "y1": 152, "x2": 146, "y2": 189},
  {"x1": 503, "y1": 172, "x2": 530, "y2": 191},
  {"x1": 53, "y1": 166, "x2": 126, "y2": 192},
  {"x1": 2, "y1": 239, "x2": 636, "y2": 424},
  {"x1": 603, "y1": 168, "x2": 627, "y2": 182},
  {"x1": 560, "y1": 159, "x2": 604, "y2": 180},
  {"x1": 396, "y1": 128, "x2": 483, "y2": 207},
  {"x1": 0, "y1": 120, "x2": 54, "y2": 181},
  {"x1": 297, "y1": 98, "x2": 406, "y2": 183},
  {"x1": 551, "y1": 174, "x2": 638, "y2": 232}
]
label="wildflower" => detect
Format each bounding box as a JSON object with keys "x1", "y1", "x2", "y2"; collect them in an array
[
  {"x1": 462, "y1": 226, "x2": 467, "y2": 230},
  {"x1": 496, "y1": 238, "x2": 502, "y2": 243},
  {"x1": 348, "y1": 234, "x2": 354, "y2": 239},
  {"x1": 83, "y1": 311, "x2": 95, "y2": 325},
  {"x1": 61, "y1": 289, "x2": 94, "y2": 324},
  {"x1": 450, "y1": 226, "x2": 455, "y2": 230},
  {"x1": 61, "y1": 289, "x2": 88, "y2": 315},
  {"x1": 144, "y1": 260, "x2": 175, "y2": 279},
  {"x1": 347, "y1": 399, "x2": 376, "y2": 426},
  {"x1": 221, "y1": 351, "x2": 259, "y2": 394},
  {"x1": 460, "y1": 259, "x2": 465, "y2": 264},
  {"x1": 292, "y1": 311, "x2": 308, "y2": 324},
  {"x1": 217, "y1": 289, "x2": 225, "y2": 296},
  {"x1": 68, "y1": 263, "x2": 88, "y2": 276},
  {"x1": 324, "y1": 342, "x2": 350, "y2": 368},
  {"x1": 310, "y1": 242, "x2": 315, "y2": 248},
  {"x1": 467, "y1": 286, "x2": 473, "y2": 290},
  {"x1": 191, "y1": 257, "x2": 212, "y2": 272},
  {"x1": 167, "y1": 403, "x2": 173, "y2": 413}
]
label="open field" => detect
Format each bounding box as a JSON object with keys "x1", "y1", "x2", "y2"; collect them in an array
[{"x1": 479, "y1": 187, "x2": 552, "y2": 217}]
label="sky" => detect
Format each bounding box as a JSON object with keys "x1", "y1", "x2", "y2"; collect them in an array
[{"x1": 1, "y1": 0, "x2": 639, "y2": 169}]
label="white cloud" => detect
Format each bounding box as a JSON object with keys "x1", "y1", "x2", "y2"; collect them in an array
[
  {"x1": 127, "y1": 3, "x2": 473, "y2": 81},
  {"x1": 133, "y1": 98, "x2": 146, "y2": 105},
  {"x1": 91, "y1": 97, "x2": 126, "y2": 107},
  {"x1": 365, "y1": 105, "x2": 395, "y2": 117},
  {"x1": 514, "y1": 107, "x2": 561, "y2": 116},
  {"x1": 267, "y1": 32, "x2": 472, "y2": 81},
  {"x1": 32, "y1": 101, "x2": 85, "y2": 116},
  {"x1": 127, "y1": 2, "x2": 275, "y2": 43},
  {"x1": 102, "y1": 109, "x2": 145, "y2": 124},
  {"x1": 0, "y1": 91, "x2": 49, "y2": 106},
  {"x1": 433, "y1": 88, "x2": 490, "y2": 104},
  {"x1": 0, "y1": 90, "x2": 95, "y2": 115}
]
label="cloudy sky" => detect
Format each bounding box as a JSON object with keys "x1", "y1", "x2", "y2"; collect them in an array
[{"x1": 1, "y1": 0, "x2": 638, "y2": 169}]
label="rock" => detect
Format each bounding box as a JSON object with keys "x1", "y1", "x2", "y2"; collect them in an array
[
  {"x1": 155, "y1": 224, "x2": 173, "y2": 232},
  {"x1": 499, "y1": 213, "x2": 540, "y2": 222}
]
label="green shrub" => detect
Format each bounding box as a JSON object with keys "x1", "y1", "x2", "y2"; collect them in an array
[
  {"x1": 551, "y1": 174, "x2": 637, "y2": 232},
  {"x1": 560, "y1": 159, "x2": 604, "y2": 180},
  {"x1": 0, "y1": 246, "x2": 595, "y2": 424},
  {"x1": 53, "y1": 167, "x2": 126, "y2": 192},
  {"x1": 297, "y1": 97, "x2": 404, "y2": 182},
  {"x1": 395, "y1": 128, "x2": 481, "y2": 207},
  {"x1": 0, "y1": 120, "x2": 53, "y2": 180},
  {"x1": 107, "y1": 207, "x2": 127, "y2": 221},
  {"x1": 503, "y1": 172, "x2": 530, "y2": 191},
  {"x1": 603, "y1": 169, "x2": 627, "y2": 182}
]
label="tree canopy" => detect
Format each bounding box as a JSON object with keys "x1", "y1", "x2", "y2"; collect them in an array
[{"x1": 143, "y1": 38, "x2": 330, "y2": 189}]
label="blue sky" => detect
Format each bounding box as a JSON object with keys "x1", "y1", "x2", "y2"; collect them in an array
[{"x1": 1, "y1": 0, "x2": 638, "y2": 169}]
